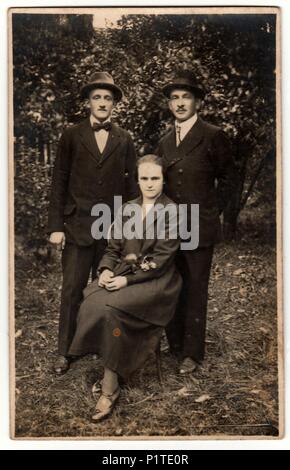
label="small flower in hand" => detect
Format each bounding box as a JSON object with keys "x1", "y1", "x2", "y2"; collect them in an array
[
  {"x1": 140, "y1": 262, "x2": 150, "y2": 271},
  {"x1": 140, "y1": 255, "x2": 158, "y2": 272}
]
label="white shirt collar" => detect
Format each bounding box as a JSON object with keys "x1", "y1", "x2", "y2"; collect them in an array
[
  {"x1": 175, "y1": 113, "x2": 198, "y2": 132},
  {"x1": 90, "y1": 114, "x2": 111, "y2": 126}
]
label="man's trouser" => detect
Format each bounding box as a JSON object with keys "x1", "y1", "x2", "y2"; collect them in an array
[
  {"x1": 58, "y1": 240, "x2": 106, "y2": 356},
  {"x1": 166, "y1": 245, "x2": 214, "y2": 363}
]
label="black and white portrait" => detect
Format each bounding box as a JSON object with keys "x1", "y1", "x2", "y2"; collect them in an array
[{"x1": 8, "y1": 6, "x2": 282, "y2": 441}]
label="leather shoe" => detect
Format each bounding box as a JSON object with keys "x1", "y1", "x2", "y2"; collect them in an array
[
  {"x1": 179, "y1": 357, "x2": 198, "y2": 375},
  {"x1": 53, "y1": 355, "x2": 70, "y2": 375},
  {"x1": 92, "y1": 386, "x2": 120, "y2": 422}
]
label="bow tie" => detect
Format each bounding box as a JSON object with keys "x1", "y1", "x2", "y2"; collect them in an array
[{"x1": 92, "y1": 122, "x2": 112, "y2": 132}]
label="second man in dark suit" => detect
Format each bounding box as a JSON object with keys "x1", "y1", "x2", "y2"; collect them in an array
[{"x1": 157, "y1": 70, "x2": 236, "y2": 374}]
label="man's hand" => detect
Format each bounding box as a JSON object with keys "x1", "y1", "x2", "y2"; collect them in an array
[
  {"x1": 49, "y1": 232, "x2": 66, "y2": 251},
  {"x1": 105, "y1": 276, "x2": 128, "y2": 291},
  {"x1": 98, "y1": 269, "x2": 114, "y2": 287}
]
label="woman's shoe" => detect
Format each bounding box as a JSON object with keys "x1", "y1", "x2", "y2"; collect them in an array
[{"x1": 91, "y1": 386, "x2": 120, "y2": 422}]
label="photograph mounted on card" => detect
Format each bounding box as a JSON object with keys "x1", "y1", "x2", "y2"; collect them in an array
[{"x1": 8, "y1": 6, "x2": 282, "y2": 439}]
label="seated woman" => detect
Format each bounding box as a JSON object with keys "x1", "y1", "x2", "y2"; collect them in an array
[{"x1": 68, "y1": 154, "x2": 182, "y2": 421}]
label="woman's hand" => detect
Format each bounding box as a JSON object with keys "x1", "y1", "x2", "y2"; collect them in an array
[
  {"x1": 105, "y1": 276, "x2": 128, "y2": 291},
  {"x1": 98, "y1": 269, "x2": 114, "y2": 287}
]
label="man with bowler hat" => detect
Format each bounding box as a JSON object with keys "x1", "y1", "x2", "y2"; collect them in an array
[
  {"x1": 158, "y1": 70, "x2": 235, "y2": 374},
  {"x1": 48, "y1": 72, "x2": 138, "y2": 374}
]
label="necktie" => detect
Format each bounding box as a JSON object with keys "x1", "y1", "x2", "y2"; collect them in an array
[
  {"x1": 176, "y1": 125, "x2": 181, "y2": 146},
  {"x1": 92, "y1": 122, "x2": 112, "y2": 132}
]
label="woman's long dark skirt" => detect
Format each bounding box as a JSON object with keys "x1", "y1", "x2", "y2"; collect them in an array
[{"x1": 68, "y1": 291, "x2": 163, "y2": 379}]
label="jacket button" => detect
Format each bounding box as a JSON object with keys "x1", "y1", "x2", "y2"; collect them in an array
[
  {"x1": 178, "y1": 168, "x2": 183, "y2": 174},
  {"x1": 176, "y1": 193, "x2": 181, "y2": 199},
  {"x1": 98, "y1": 180, "x2": 103, "y2": 185},
  {"x1": 177, "y1": 181, "x2": 182, "y2": 186}
]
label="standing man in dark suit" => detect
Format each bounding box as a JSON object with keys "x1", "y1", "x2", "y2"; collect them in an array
[
  {"x1": 48, "y1": 72, "x2": 137, "y2": 374},
  {"x1": 157, "y1": 70, "x2": 235, "y2": 374}
]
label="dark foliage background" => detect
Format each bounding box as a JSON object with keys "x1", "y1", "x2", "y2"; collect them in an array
[{"x1": 13, "y1": 12, "x2": 276, "y2": 246}]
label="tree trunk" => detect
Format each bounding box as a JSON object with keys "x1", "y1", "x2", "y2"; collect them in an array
[{"x1": 223, "y1": 138, "x2": 252, "y2": 240}]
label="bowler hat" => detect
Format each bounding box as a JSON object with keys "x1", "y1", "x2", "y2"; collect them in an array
[
  {"x1": 81, "y1": 72, "x2": 123, "y2": 102},
  {"x1": 162, "y1": 71, "x2": 205, "y2": 99}
]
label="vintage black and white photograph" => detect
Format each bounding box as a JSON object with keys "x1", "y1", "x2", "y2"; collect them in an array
[{"x1": 9, "y1": 6, "x2": 282, "y2": 439}]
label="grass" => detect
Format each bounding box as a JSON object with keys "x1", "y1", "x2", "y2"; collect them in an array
[{"x1": 13, "y1": 207, "x2": 279, "y2": 438}]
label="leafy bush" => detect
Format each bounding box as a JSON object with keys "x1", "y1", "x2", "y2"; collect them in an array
[{"x1": 13, "y1": 12, "x2": 276, "y2": 242}]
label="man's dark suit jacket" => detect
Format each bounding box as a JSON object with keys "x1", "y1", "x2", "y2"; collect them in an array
[
  {"x1": 157, "y1": 117, "x2": 235, "y2": 247},
  {"x1": 48, "y1": 118, "x2": 138, "y2": 246}
]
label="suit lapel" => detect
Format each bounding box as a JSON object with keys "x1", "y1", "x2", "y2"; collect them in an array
[
  {"x1": 178, "y1": 117, "x2": 204, "y2": 154},
  {"x1": 78, "y1": 119, "x2": 121, "y2": 165},
  {"x1": 78, "y1": 118, "x2": 102, "y2": 163},
  {"x1": 163, "y1": 117, "x2": 204, "y2": 169},
  {"x1": 162, "y1": 128, "x2": 179, "y2": 167},
  {"x1": 99, "y1": 123, "x2": 121, "y2": 165}
]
